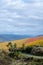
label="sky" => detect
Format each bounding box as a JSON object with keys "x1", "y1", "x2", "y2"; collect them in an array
[{"x1": 0, "y1": 0, "x2": 43, "y2": 35}]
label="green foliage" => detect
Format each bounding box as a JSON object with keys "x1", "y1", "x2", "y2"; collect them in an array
[
  {"x1": 21, "y1": 44, "x2": 43, "y2": 56},
  {"x1": 0, "y1": 49, "x2": 43, "y2": 65},
  {"x1": 21, "y1": 44, "x2": 33, "y2": 54},
  {"x1": 7, "y1": 42, "x2": 21, "y2": 58},
  {"x1": 25, "y1": 46, "x2": 32, "y2": 54},
  {"x1": 21, "y1": 44, "x2": 26, "y2": 52}
]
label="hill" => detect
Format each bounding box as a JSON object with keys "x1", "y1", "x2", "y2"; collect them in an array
[
  {"x1": 0, "y1": 34, "x2": 33, "y2": 42},
  {"x1": 0, "y1": 36, "x2": 43, "y2": 50}
]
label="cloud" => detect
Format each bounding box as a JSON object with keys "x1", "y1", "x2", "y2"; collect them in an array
[
  {"x1": 0, "y1": 0, "x2": 43, "y2": 35},
  {"x1": 29, "y1": 15, "x2": 43, "y2": 19},
  {"x1": 5, "y1": 0, "x2": 26, "y2": 9}
]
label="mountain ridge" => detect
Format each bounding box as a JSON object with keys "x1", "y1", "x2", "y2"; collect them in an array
[
  {"x1": 0, "y1": 34, "x2": 36, "y2": 42},
  {"x1": 0, "y1": 34, "x2": 43, "y2": 42}
]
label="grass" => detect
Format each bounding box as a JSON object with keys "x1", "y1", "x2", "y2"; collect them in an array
[
  {"x1": 1, "y1": 55, "x2": 42, "y2": 65},
  {"x1": 0, "y1": 36, "x2": 43, "y2": 50},
  {"x1": 0, "y1": 36, "x2": 43, "y2": 65},
  {"x1": 22, "y1": 53, "x2": 43, "y2": 59}
]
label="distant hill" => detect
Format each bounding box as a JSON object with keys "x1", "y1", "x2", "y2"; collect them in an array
[
  {"x1": 0, "y1": 36, "x2": 43, "y2": 50},
  {"x1": 0, "y1": 34, "x2": 34, "y2": 42}
]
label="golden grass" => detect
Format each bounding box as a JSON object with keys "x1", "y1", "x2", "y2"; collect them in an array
[
  {"x1": 0, "y1": 38, "x2": 27, "y2": 50},
  {"x1": 0, "y1": 36, "x2": 43, "y2": 50}
]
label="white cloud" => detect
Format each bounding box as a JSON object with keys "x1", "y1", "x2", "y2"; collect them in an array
[
  {"x1": 29, "y1": 15, "x2": 43, "y2": 19},
  {"x1": 5, "y1": 0, "x2": 26, "y2": 9}
]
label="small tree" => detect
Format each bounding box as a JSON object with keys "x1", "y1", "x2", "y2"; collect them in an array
[
  {"x1": 7, "y1": 42, "x2": 13, "y2": 52},
  {"x1": 22, "y1": 44, "x2": 25, "y2": 50},
  {"x1": 14, "y1": 43, "x2": 17, "y2": 50},
  {"x1": 7, "y1": 42, "x2": 21, "y2": 58},
  {"x1": 21, "y1": 44, "x2": 26, "y2": 53}
]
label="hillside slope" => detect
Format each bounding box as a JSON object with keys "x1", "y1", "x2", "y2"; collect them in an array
[{"x1": 0, "y1": 36, "x2": 43, "y2": 50}]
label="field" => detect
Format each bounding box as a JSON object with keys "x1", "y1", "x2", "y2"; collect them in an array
[
  {"x1": 0, "y1": 36, "x2": 43, "y2": 65},
  {"x1": 0, "y1": 36, "x2": 43, "y2": 50}
]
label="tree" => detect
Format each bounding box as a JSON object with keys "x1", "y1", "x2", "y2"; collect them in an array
[
  {"x1": 21, "y1": 44, "x2": 26, "y2": 52},
  {"x1": 7, "y1": 42, "x2": 21, "y2": 58}
]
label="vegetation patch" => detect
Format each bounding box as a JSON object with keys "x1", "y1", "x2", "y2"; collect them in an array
[{"x1": 0, "y1": 41, "x2": 43, "y2": 65}]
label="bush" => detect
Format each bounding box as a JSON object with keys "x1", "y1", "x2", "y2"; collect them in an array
[
  {"x1": 7, "y1": 42, "x2": 21, "y2": 58},
  {"x1": 31, "y1": 46, "x2": 43, "y2": 56},
  {"x1": 25, "y1": 46, "x2": 32, "y2": 54}
]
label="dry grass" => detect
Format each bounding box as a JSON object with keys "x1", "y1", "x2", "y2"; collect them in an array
[{"x1": 0, "y1": 36, "x2": 43, "y2": 50}]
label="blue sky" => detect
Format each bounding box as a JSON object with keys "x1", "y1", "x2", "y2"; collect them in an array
[{"x1": 0, "y1": 0, "x2": 43, "y2": 35}]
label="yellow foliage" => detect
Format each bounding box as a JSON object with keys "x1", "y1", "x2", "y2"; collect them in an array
[{"x1": 0, "y1": 37, "x2": 43, "y2": 50}]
